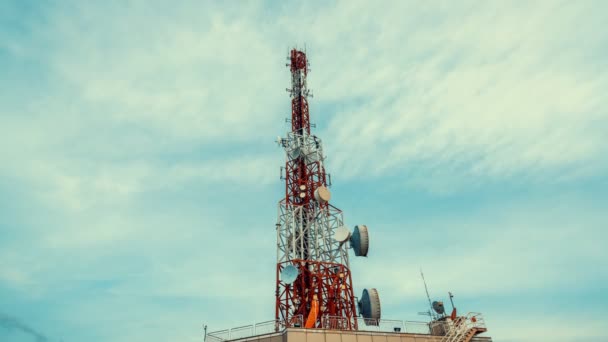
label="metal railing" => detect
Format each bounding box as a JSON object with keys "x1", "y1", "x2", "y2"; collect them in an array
[
  {"x1": 320, "y1": 316, "x2": 350, "y2": 330},
  {"x1": 207, "y1": 317, "x2": 431, "y2": 341},
  {"x1": 207, "y1": 316, "x2": 304, "y2": 342},
  {"x1": 356, "y1": 318, "x2": 430, "y2": 334}
]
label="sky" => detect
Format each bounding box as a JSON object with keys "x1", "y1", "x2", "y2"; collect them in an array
[{"x1": 1, "y1": 1, "x2": 607, "y2": 341}]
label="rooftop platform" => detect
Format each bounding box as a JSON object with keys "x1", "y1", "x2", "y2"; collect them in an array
[
  {"x1": 206, "y1": 316, "x2": 491, "y2": 342},
  {"x1": 208, "y1": 327, "x2": 492, "y2": 342}
]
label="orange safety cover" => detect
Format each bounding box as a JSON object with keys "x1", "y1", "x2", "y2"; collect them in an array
[{"x1": 305, "y1": 299, "x2": 319, "y2": 328}]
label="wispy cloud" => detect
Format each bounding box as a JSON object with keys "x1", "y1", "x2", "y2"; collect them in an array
[
  {"x1": 1, "y1": 1, "x2": 606, "y2": 342},
  {"x1": 309, "y1": 1, "x2": 608, "y2": 191},
  {"x1": 0, "y1": 314, "x2": 48, "y2": 342}
]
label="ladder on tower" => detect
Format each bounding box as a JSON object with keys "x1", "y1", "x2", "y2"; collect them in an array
[{"x1": 441, "y1": 313, "x2": 487, "y2": 342}]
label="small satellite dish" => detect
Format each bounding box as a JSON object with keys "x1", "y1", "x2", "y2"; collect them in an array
[
  {"x1": 432, "y1": 301, "x2": 445, "y2": 315},
  {"x1": 359, "y1": 288, "x2": 381, "y2": 324},
  {"x1": 334, "y1": 226, "x2": 351, "y2": 242},
  {"x1": 281, "y1": 265, "x2": 298, "y2": 284},
  {"x1": 314, "y1": 186, "x2": 331, "y2": 203},
  {"x1": 350, "y1": 225, "x2": 369, "y2": 257}
]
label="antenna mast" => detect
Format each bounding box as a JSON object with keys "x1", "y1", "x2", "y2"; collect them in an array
[
  {"x1": 420, "y1": 270, "x2": 436, "y2": 320},
  {"x1": 275, "y1": 48, "x2": 358, "y2": 329},
  {"x1": 449, "y1": 292, "x2": 455, "y2": 310}
]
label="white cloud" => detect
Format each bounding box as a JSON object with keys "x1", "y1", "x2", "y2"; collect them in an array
[
  {"x1": 4, "y1": 0, "x2": 605, "y2": 199},
  {"x1": 298, "y1": 1, "x2": 608, "y2": 190},
  {"x1": 1, "y1": 2, "x2": 607, "y2": 342},
  {"x1": 32, "y1": 155, "x2": 276, "y2": 212},
  {"x1": 42, "y1": 1, "x2": 285, "y2": 142}
]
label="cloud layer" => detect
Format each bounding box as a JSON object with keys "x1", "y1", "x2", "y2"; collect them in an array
[{"x1": 1, "y1": 1, "x2": 607, "y2": 341}]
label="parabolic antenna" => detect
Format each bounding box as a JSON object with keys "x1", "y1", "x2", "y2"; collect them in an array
[
  {"x1": 281, "y1": 265, "x2": 299, "y2": 284},
  {"x1": 334, "y1": 226, "x2": 351, "y2": 242},
  {"x1": 359, "y1": 288, "x2": 381, "y2": 324},
  {"x1": 314, "y1": 186, "x2": 331, "y2": 203},
  {"x1": 350, "y1": 225, "x2": 369, "y2": 257},
  {"x1": 432, "y1": 301, "x2": 445, "y2": 315}
]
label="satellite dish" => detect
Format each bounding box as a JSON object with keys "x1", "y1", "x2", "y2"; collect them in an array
[
  {"x1": 334, "y1": 226, "x2": 351, "y2": 242},
  {"x1": 314, "y1": 186, "x2": 331, "y2": 203},
  {"x1": 359, "y1": 288, "x2": 381, "y2": 324},
  {"x1": 432, "y1": 301, "x2": 445, "y2": 315},
  {"x1": 350, "y1": 225, "x2": 369, "y2": 256},
  {"x1": 281, "y1": 265, "x2": 299, "y2": 284}
]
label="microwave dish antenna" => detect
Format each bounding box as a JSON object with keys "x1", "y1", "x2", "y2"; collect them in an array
[
  {"x1": 334, "y1": 226, "x2": 351, "y2": 242},
  {"x1": 432, "y1": 301, "x2": 445, "y2": 315},
  {"x1": 280, "y1": 265, "x2": 299, "y2": 284},
  {"x1": 350, "y1": 225, "x2": 369, "y2": 256},
  {"x1": 314, "y1": 186, "x2": 331, "y2": 203},
  {"x1": 358, "y1": 288, "x2": 381, "y2": 324}
]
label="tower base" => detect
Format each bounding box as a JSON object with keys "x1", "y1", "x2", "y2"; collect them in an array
[{"x1": 276, "y1": 260, "x2": 358, "y2": 330}]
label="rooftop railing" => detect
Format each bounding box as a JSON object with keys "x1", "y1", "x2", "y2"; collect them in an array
[
  {"x1": 354, "y1": 318, "x2": 430, "y2": 334},
  {"x1": 206, "y1": 317, "x2": 430, "y2": 342}
]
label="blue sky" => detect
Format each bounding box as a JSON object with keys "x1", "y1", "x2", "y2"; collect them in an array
[{"x1": 1, "y1": 1, "x2": 607, "y2": 341}]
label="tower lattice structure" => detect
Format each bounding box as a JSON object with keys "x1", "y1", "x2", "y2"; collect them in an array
[{"x1": 275, "y1": 49, "x2": 358, "y2": 330}]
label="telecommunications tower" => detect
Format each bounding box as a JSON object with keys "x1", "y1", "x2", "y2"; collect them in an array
[{"x1": 275, "y1": 49, "x2": 380, "y2": 330}]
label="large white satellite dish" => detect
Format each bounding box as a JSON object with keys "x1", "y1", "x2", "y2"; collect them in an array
[
  {"x1": 314, "y1": 186, "x2": 331, "y2": 203},
  {"x1": 334, "y1": 226, "x2": 351, "y2": 243}
]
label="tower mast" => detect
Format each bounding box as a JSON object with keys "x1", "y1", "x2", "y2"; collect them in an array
[{"x1": 275, "y1": 49, "x2": 358, "y2": 330}]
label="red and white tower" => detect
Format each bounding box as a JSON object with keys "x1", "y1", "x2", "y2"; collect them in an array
[{"x1": 275, "y1": 49, "x2": 378, "y2": 331}]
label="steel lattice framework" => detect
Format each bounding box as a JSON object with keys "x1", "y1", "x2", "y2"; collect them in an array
[{"x1": 275, "y1": 49, "x2": 358, "y2": 330}]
